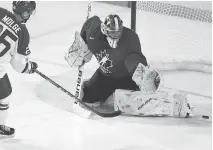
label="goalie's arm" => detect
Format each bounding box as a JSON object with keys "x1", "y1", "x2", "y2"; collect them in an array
[
  {"x1": 80, "y1": 16, "x2": 101, "y2": 43},
  {"x1": 125, "y1": 33, "x2": 148, "y2": 75}
]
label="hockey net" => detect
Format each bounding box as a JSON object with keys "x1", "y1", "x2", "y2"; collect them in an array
[
  {"x1": 133, "y1": 1, "x2": 212, "y2": 73},
  {"x1": 136, "y1": 1, "x2": 212, "y2": 23}
]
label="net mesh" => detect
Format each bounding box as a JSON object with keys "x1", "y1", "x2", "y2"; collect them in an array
[
  {"x1": 136, "y1": 1, "x2": 212, "y2": 23},
  {"x1": 134, "y1": 1, "x2": 212, "y2": 73}
]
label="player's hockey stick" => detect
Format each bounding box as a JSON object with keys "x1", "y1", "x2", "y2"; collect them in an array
[{"x1": 35, "y1": 70, "x2": 122, "y2": 117}]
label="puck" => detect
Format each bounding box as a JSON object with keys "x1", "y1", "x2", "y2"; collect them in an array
[{"x1": 202, "y1": 115, "x2": 209, "y2": 119}]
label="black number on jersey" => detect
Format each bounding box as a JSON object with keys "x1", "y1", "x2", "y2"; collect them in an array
[{"x1": 0, "y1": 24, "x2": 18, "y2": 57}]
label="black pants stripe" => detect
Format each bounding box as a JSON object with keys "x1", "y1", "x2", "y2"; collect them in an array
[{"x1": 82, "y1": 69, "x2": 139, "y2": 103}]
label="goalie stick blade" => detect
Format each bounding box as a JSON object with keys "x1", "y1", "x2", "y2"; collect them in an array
[
  {"x1": 78, "y1": 101, "x2": 122, "y2": 118},
  {"x1": 94, "y1": 110, "x2": 122, "y2": 118}
]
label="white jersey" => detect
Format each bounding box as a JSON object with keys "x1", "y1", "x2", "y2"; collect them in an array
[{"x1": 0, "y1": 7, "x2": 31, "y2": 77}]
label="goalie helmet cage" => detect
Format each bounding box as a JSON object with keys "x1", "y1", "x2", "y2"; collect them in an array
[{"x1": 130, "y1": 1, "x2": 212, "y2": 74}]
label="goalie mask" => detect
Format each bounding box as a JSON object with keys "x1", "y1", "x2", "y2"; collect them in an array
[
  {"x1": 101, "y1": 14, "x2": 123, "y2": 48},
  {"x1": 12, "y1": 1, "x2": 36, "y2": 23}
]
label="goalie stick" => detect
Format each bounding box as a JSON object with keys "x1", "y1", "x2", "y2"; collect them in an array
[
  {"x1": 35, "y1": 70, "x2": 122, "y2": 117},
  {"x1": 68, "y1": 3, "x2": 92, "y2": 118},
  {"x1": 72, "y1": 64, "x2": 92, "y2": 118}
]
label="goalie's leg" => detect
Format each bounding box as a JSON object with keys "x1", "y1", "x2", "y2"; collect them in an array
[
  {"x1": 114, "y1": 89, "x2": 195, "y2": 117},
  {"x1": 73, "y1": 69, "x2": 116, "y2": 118},
  {"x1": 0, "y1": 74, "x2": 15, "y2": 138},
  {"x1": 82, "y1": 69, "x2": 116, "y2": 105}
]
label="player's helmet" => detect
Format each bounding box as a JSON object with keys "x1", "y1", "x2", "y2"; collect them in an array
[
  {"x1": 12, "y1": 1, "x2": 36, "y2": 23},
  {"x1": 101, "y1": 14, "x2": 123, "y2": 48}
]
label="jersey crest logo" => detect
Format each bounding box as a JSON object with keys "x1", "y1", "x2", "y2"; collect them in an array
[{"x1": 96, "y1": 50, "x2": 113, "y2": 74}]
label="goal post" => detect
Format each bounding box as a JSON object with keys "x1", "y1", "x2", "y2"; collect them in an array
[{"x1": 131, "y1": 1, "x2": 137, "y2": 31}]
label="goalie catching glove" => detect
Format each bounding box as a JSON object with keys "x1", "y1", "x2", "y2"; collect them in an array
[
  {"x1": 132, "y1": 63, "x2": 163, "y2": 93},
  {"x1": 65, "y1": 32, "x2": 93, "y2": 68}
]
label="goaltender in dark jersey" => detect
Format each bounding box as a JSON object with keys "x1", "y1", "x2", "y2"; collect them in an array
[{"x1": 80, "y1": 16, "x2": 148, "y2": 78}]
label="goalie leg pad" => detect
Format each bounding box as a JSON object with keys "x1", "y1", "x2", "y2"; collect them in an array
[
  {"x1": 0, "y1": 74, "x2": 12, "y2": 100},
  {"x1": 114, "y1": 89, "x2": 195, "y2": 117},
  {"x1": 172, "y1": 92, "x2": 195, "y2": 117},
  {"x1": 114, "y1": 89, "x2": 173, "y2": 116}
]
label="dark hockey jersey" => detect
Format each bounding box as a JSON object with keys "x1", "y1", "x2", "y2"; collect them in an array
[
  {"x1": 0, "y1": 7, "x2": 31, "y2": 75},
  {"x1": 80, "y1": 16, "x2": 148, "y2": 78}
]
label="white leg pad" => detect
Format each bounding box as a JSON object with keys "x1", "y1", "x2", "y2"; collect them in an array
[
  {"x1": 114, "y1": 89, "x2": 173, "y2": 116},
  {"x1": 113, "y1": 89, "x2": 195, "y2": 117}
]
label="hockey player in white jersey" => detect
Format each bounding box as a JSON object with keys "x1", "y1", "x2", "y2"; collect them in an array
[{"x1": 0, "y1": 1, "x2": 37, "y2": 137}]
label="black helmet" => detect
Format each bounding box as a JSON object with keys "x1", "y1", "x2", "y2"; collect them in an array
[{"x1": 12, "y1": 1, "x2": 36, "y2": 23}]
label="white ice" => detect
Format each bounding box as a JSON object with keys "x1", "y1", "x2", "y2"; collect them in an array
[{"x1": 0, "y1": 2, "x2": 212, "y2": 150}]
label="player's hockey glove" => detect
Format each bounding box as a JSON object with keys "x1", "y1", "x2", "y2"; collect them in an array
[{"x1": 22, "y1": 61, "x2": 38, "y2": 74}]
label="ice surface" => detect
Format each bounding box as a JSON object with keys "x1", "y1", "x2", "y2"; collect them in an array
[{"x1": 0, "y1": 2, "x2": 211, "y2": 150}]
